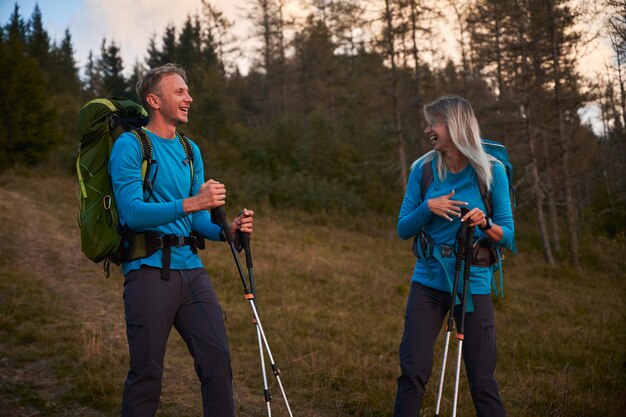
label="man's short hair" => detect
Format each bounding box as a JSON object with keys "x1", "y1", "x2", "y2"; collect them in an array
[{"x1": 136, "y1": 63, "x2": 188, "y2": 111}]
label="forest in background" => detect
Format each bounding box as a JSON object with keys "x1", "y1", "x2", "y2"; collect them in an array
[{"x1": 1, "y1": 0, "x2": 625, "y2": 269}]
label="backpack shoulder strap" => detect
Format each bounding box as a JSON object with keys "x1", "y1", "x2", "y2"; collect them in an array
[
  {"x1": 128, "y1": 128, "x2": 156, "y2": 200},
  {"x1": 177, "y1": 131, "x2": 195, "y2": 193},
  {"x1": 478, "y1": 172, "x2": 492, "y2": 219},
  {"x1": 420, "y1": 159, "x2": 434, "y2": 202},
  {"x1": 177, "y1": 131, "x2": 194, "y2": 163}
]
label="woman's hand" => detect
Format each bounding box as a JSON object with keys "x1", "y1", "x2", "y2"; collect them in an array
[
  {"x1": 461, "y1": 207, "x2": 504, "y2": 242},
  {"x1": 460, "y1": 207, "x2": 487, "y2": 228},
  {"x1": 427, "y1": 190, "x2": 468, "y2": 221}
]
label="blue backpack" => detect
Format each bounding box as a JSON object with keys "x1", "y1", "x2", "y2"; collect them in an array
[{"x1": 412, "y1": 139, "x2": 516, "y2": 298}]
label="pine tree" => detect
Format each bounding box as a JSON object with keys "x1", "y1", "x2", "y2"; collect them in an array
[
  {"x1": 127, "y1": 60, "x2": 145, "y2": 102},
  {"x1": 0, "y1": 6, "x2": 58, "y2": 170},
  {"x1": 97, "y1": 39, "x2": 127, "y2": 97},
  {"x1": 25, "y1": 3, "x2": 50, "y2": 68},
  {"x1": 161, "y1": 24, "x2": 177, "y2": 64},
  {"x1": 84, "y1": 50, "x2": 102, "y2": 96},
  {"x1": 49, "y1": 29, "x2": 81, "y2": 94},
  {"x1": 6, "y1": 4, "x2": 26, "y2": 44},
  {"x1": 201, "y1": 0, "x2": 234, "y2": 71},
  {"x1": 145, "y1": 35, "x2": 164, "y2": 69},
  {"x1": 177, "y1": 15, "x2": 202, "y2": 72}
]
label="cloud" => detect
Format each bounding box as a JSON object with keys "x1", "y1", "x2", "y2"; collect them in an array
[{"x1": 70, "y1": 0, "x2": 205, "y2": 70}]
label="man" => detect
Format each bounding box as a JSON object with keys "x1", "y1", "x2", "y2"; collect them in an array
[{"x1": 109, "y1": 63, "x2": 253, "y2": 417}]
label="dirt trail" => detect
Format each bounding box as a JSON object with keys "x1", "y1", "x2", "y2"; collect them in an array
[
  {"x1": 0, "y1": 176, "x2": 203, "y2": 416},
  {"x1": 0, "y1": 174, "x2": 289, "y2": 417},
  {"x1": 0, "y1": 177, "x2": 120, "y2": 416}
]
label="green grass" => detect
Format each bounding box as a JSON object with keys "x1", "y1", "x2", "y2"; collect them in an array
[{"x1": 0, "y1": 170, "x2": 624, "y2": 416}]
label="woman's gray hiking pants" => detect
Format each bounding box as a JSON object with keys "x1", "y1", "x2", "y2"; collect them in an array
[{"x1": 393, "y1": 282, "x2": 506, "y2": 417}]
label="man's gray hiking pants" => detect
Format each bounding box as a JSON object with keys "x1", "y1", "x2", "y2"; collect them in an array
[{"x1": 121, "y1": 266, "x2": 234, "y2": 417}]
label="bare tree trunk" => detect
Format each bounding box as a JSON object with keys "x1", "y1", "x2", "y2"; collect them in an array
[
  {"x1": 277, "y1": 0, "x2": 287, "y2": 120},
  {"x1": 608, "y1": 12, "x2": 626, "y2": 166},
  {"x1": 259, "y1": 0, "x2": 274, "y2": 119},
  {"x1": 493, "y1": 3, "x2": 504, "y2": 98},
  {"x1": 515, "y1": 0, "x2": 554, "y2": 263},
  {"x1": 615, "y1": 47, "x2": 626, "y2": 134},
  {"x1": 408, "y1": 0, "x2": 424, "y2": 154},
  {"x1": 449, "y1": 0, "x2": 471, "y2": 90},
  {"x1": 492, "y1": 1, "x2": 506, "y2": 146},
  {"x1": 548, "y1": 0, "x2": 579, "y2": 269},
  {"x1": 385, "y1": 0, "x2": 408, "y2": 189},
  {"x1": 541, "y1": 137, "x2": 562, "y2": 253},
  {"x1": 529, "y1": 120, "x2": 556, "y2": 263}
]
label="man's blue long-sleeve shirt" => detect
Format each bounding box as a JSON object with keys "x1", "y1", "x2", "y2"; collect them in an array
[{"x1": 109, "y1": 128, "x2": 222, "y2": 275}]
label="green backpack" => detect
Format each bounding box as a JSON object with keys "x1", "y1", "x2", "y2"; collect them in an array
[{"x1": 76, "y1": 98, "x2": 194, "y2": 273}]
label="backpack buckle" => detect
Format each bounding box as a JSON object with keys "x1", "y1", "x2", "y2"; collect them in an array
[
  {"x1": 440, "y1": 244, "x2": 454, "y2": 258},
  {"x1": 173, "y1": 235, "x2": 185, "y2": 247},
  {"x1": 155, "y1": 236, "x2": 164, "y2": 249},
  {"x1": 162, "y1": 234, "x2": 185, "y2": 247}
]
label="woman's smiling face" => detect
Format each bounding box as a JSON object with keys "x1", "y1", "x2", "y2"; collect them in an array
[{"x1": 424, "y1": 119, "x2": 453, "y2": 153}]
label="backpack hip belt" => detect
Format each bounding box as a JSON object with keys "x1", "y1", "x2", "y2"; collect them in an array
[
  {"x1": 413, "y1": 232, "x2": 505, "y2": 300},
  {"x1": 412, "y1": 231, "x2": 473, "y2": 312},
  {"x1": 413, "y1": 233, "x2": 457, "y2": 258},
  {"x1": 413, "y1": 232, "x2": 499, "y2": 267},
  {"x1": 122, "y1": 231, "x2": 206, "y2": 281}
]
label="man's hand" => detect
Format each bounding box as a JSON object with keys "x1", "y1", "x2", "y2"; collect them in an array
[
  {"x1": 183, "y1": 179, "x2": 226, "y2": 213},
  {"x1": 230, "y1": 209, "x2": 254, "y2": 237}
]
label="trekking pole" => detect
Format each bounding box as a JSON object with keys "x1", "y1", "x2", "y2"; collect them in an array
[
  {"x1": 451, "y1": 220, "x2": 475, "y2": 417},
  {"x1": 211, "y1": 207, "x2": 294, "y2": 417},
  {"x1": 434, "y1": 208, "x2": 469, "y2": 417},
  {"x1": 240, "y1": 231, "x2": 273, "y2": 416}
]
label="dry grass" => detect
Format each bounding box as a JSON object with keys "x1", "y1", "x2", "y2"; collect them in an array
[{"x1": 0, "y1": 170, "x2": 624, "y2": 417}]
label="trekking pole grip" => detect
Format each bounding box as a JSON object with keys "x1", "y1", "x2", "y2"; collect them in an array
[
  {"x1": 463, "y1": 220, "x2": 475, "y2": 279},
  {"x1": 240, "y1": 231, "x2": 253, "y2": 268},
  {"x1": 211, "y1": 207, "x2": 233, "y2": 244},
  {"x1": 457, "y1": 207, "x2": 470, "y2": 248}
]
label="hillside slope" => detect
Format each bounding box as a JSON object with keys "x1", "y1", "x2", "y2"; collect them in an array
[{"x1": 0, "y1": 172, "x2": 624, "y2": 417}]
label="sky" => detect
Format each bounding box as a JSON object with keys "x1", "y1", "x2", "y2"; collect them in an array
[
  {"x1": 0, "y1": 0, "x2": 617, "y2": 134},
  {"x1": 0, "y1": 0, "x2": 254, "y2": 72}
]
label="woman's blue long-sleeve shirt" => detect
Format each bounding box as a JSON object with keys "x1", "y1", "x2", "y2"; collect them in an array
[
  {"x1": 397, "y1": 158, "x2": 514, "y2": 295},
  {"x1": 109, "y1": 128, "x2": 222, "y2": 275}
]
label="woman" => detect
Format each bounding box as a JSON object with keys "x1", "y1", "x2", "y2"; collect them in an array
[{"x1": 393, "y1": 95, "x2": 514, "y2": 417}]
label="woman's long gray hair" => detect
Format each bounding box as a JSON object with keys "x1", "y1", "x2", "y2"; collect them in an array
[{"x1": 419, "y1": 95, "x2": 495, "y2": 191}]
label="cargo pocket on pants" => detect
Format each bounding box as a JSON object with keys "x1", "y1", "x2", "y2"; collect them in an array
[{"x1": 479, "y1": 321, "x2": 497, "y2": 370}]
